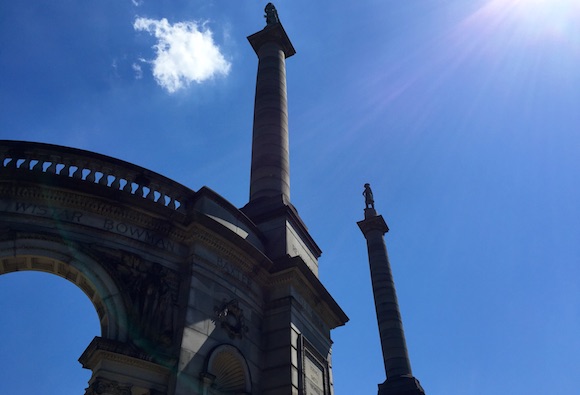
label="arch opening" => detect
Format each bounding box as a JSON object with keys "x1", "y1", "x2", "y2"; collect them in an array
[
  {"x1": 0, "y1": 254, "x2": 120, "y2": 338},
  {"x1": 0, "y1": 271, "x2": 100, "y2": 394}
]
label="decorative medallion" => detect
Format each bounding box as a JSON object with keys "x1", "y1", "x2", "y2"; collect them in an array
[{"x1": 214, "y1": 299, "x2": 249, "y2": 339}]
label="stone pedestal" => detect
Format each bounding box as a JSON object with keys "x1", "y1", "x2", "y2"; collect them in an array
[{"x1": 378, "y1": 375, "x2": 425, "y2": 395}]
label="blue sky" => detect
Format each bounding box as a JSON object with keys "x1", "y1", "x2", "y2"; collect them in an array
[{"x1": 1, "y1": 0, "x2": 580, "y2": 394}]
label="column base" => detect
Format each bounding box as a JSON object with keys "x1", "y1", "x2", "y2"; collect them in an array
[{"x1": 378, "y1": 375, "x2": 426, "y2": 395}]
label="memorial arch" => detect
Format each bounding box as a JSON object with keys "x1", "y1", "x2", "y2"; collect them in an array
[
  {"x1": 0, "y1": 140, "x2": 194, "y2": 393},
  {"x1": 0, "y1": 8, "x2": 349, "y2": 394},
  {"x1": 0, "y1": 138, "x2": 348, "y2": 394}
]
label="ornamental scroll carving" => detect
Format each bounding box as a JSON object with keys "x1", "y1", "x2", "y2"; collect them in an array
[{"x1": 117, "y1": 252, "x2": 179, "y2": 348}]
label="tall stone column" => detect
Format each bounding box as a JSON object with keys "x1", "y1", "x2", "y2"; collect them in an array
[
  {"x1": 247, "y1": 14, "x2": 295, "y2": 203},
  {"x1": 358, "y1": 186, "x2": 425, "y2": 395},
  {"x1": 243, "y1": 7, "x2": 322, "y2": 273}
]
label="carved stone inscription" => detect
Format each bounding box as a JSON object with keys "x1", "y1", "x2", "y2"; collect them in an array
[
  {"x1": 14, "y1": 202, "x2": 83, "y2": 222},
  {"x1": 103, "y1": 219, "x2": 175, "y2": 252},
  {"x1": 304, "y1": 355, "x2": 325, "y2": 395},
  {"x1": 5, "y1": 200, "x2": 176, "y2": 252},
  {"x1": 199, "y1": 256, "x2": 251, "y2": 288}
]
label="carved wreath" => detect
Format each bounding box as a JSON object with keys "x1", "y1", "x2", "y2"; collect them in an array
[{"x1": 214, "y1": 299, "x2": 249, "y2": 339}]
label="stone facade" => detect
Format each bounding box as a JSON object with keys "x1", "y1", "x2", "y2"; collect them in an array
[
  {"x1": 0, "y1": 13, "x2": 347, "y2": 395},
  {"x1": 0, "y1": 140, "x2": 347, "y2": 394}
]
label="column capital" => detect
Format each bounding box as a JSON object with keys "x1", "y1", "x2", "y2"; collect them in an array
[
  {"x1": 247, "y1": 22, "x2": 296, "y2": 58},
  {"x1": 358, "y1": 213, "x2": 389, "y2": 236}
]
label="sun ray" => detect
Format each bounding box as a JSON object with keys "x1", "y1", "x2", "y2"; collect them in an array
[{"x1": 482, "y1": 0, "x2": 580, "y2": 44}]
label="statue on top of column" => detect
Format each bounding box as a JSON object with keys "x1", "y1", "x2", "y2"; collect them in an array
[
  {"x1": 363, "y1": 183, "x2": 375, "y2": 209},
  {"x1": 265, "y1": 3, "x2": 280, "y2": 25}
]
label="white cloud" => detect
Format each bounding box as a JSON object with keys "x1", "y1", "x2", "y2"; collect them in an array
[
  {"x1": 132, "y1": 63, "x2": 143, "y2": 79},
  {"x1": 134, "y1": 17, "x2": 231, "y2": 93}
]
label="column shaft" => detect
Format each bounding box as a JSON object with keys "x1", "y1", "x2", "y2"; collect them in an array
[
  {"x1": 365, "y1": 228, "x2": 413, "y2": 378},
  {"x1": 249, "y1": 41, "x2": 291, "y2": 202}
]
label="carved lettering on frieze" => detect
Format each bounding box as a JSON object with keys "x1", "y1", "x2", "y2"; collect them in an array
[
  {"x1": 5, "y1": 200, "x2": 177, "y2": 252},
  {"x1": 104, "y1": 219, "x2": 175, "y2": 252},
  {"x1": 14, "y1": 201, "x2": 83, "y2": 222},
  {"x1": 207, "y1": 256, "x2": 251, "y2": 287}
]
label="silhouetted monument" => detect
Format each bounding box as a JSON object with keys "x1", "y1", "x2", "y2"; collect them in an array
[
  {"x1": 358, "y1": 185, "x2": 426, "y2": 395},
  {"x1": 363, "y1": 183, "x2": 375, "y2": 209},
  {"x1": 265, "y1": 3, "x2": 280, "y2": 25}
]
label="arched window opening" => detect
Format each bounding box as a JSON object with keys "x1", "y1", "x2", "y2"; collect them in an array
[{"x1": 0, "y1": 271, "x2": 100, "y2": 394}]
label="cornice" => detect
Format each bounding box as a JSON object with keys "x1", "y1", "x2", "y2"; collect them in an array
[
  {"x1": 268, "y1": 257, "x2": 348, "y2": 330},
  {"x1": 79, "y1": 337, "x2": 170, "y2": 374}
]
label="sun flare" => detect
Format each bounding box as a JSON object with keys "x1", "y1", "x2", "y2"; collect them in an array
[
  {"x1": 499, "y1": 0, "x2": 578, "y2": 26},
  {"x1": 477, "y1": 0, "x2": 580, "y2": 43}
]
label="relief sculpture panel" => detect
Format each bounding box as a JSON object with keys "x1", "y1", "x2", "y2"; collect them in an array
[{"x1": 116, "y1": 252, "x2": 180, "y2": 349}]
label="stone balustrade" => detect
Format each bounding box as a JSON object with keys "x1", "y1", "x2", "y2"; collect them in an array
[{"x1": 0, "y1": 140, "x2": 194, "y2": 213}]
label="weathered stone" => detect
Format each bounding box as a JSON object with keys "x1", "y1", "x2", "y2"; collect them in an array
[{"x1": 0, "y1": 10, "x2": 347, "y2": 395}]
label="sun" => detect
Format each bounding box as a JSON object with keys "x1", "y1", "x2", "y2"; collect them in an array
[
  {"x1": 479, "y1": 0, "x2": 580, "y2": 43},
  {"x1": 518, "y1": 0, "x2": 576, "y2": 17},
  {"x1": 502, "y1": 0, "x2": 578, "y2": 25}
]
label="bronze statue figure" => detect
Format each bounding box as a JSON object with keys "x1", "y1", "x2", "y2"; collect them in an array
[
  {"x1": 265, "y1": 3, "x2": 280, "y2": 25},
  {"x1": 363, "y1": 183, "x2": 375, "y2": 209}
]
